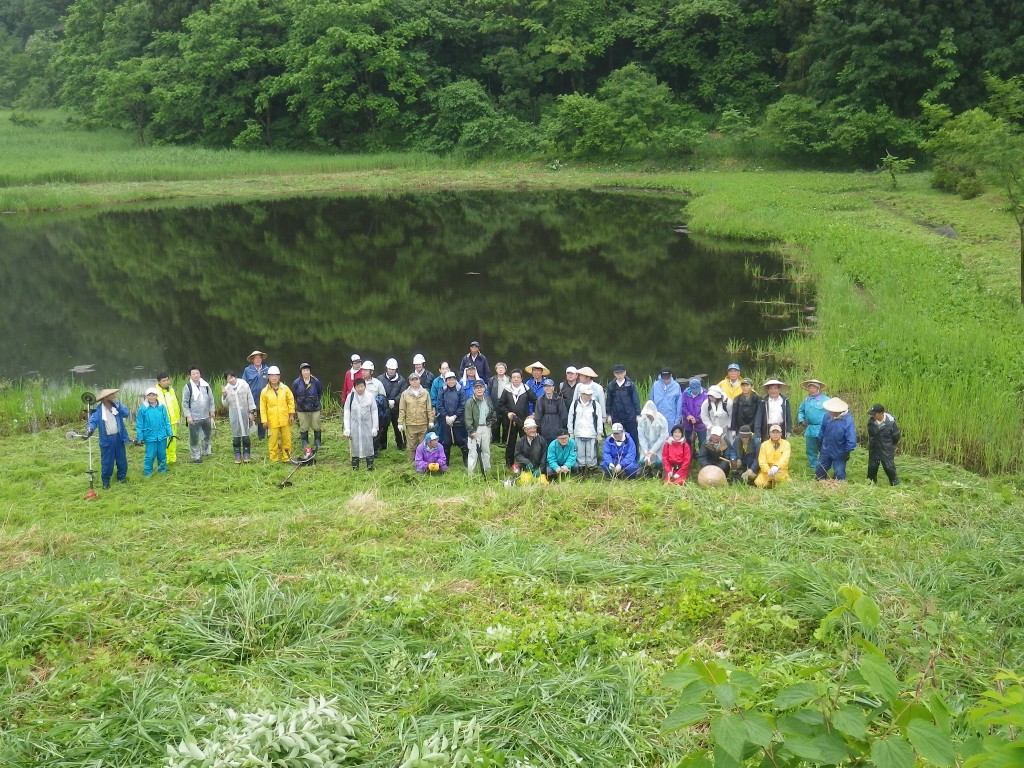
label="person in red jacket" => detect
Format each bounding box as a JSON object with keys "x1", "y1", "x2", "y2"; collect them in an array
[
  {"x1": 662, "y1": 424, "x2": 692, "y2": 485},
  {"x1": 342, "y1": 353, "x2": 362, "y2": 406}
]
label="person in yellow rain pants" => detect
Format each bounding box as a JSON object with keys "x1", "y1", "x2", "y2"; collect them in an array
[
  {"x1": 754, "y1": 423, "x2": 791, "y2": 488},
  {"x1": 260, "y1": 365, "x2": 295, "y2": 463},
  {"x1": 155, "y1": 372, "x2": 181, "y2": 464}
]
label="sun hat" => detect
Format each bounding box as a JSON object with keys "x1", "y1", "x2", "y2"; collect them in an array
[
  {"x1": 267, "y1": 366, "x2": 281, "y2": 375},
  {"x1": 576, "y1": 366, "x2": 599, "y2": 379},
  {"x1": 247, "y1": 350, "x2": 267, "y2": 361},
  {"x1": 412, "y1": 353, "x2": 426, "y2": 365},
  {"x1": 762, "y1": 379, "x2": 786, "y2": 388},
  {"x1": 97, "y1": 388, "x2": 119, "y2": 400},
  {"x1": 144, "y1": 387, "x2": 159, "y2": 396},
  {"x1": 823, "y1": 397, "x2": 849, "y2": 413},
  {"x1": 578, "y1": 384, "x2": 593, "y2": 395},
  {"x1": 526, "y1": 361, "x2": 550, "y2": 375},
  {"x1": 801, "y1": 379, "x2": 825, "y2": 390},
  {"x1": 710, "y1": 426, "x2": 724, "y2": 437}
]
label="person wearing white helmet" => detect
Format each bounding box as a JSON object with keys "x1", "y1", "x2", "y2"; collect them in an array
[
  {"x1": 378, "y1": 357, "x2": 408, "y2": 452},
  {"x1": 410, "y1": 353, "x2": 434, "y2": 391},
  {"x1": 342, "y1": 353, "x2": 362, "y2": 406},
  {"x1": 135, "y1": 386, "x2": 173, "y2": 476},
  {"x1": 260, "y1": 365, "x2": 295, "y2": 463},
  {"x1": 359, "y1": 360, "x2": 386, "y2": 455}
]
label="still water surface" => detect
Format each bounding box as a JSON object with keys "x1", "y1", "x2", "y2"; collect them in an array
[{"x1": 0, "y1": 190, "x2": 804, "y2": 391}]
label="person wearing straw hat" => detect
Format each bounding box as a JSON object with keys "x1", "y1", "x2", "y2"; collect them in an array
[
  {"x1": 525, "y1": 361, "x2": 550, "y2": 402},
  {"x1": 85, "y1": 388, "x2": 131, "y2": 488},
  {"x1": 797, "y1": 378, "x2": 829, "y2": 470},
  {"x1": 754, "y1": 379, "x2": 791, "y2": 442},
  {"x1": 867, "y1": 404, "x2": 901, "y2": 486},
  {"x1": 222, "y1": 370, "x2": 256, "y2": 463},
  {"x1": 815, "y1": 397, "x2": 857, "y2": 481},
  {"x1": 243, "y1": 350, "x2": 270, "y2": 440},
  {"x1": 572, "y1": 366, "x2": 605, "y2": 407},
  {"x1": 754, "y1": 424, "x2": 791, "y2": 488},
  {"x1": 136, "y1": 387, "x2": 173, "y2": 476}
]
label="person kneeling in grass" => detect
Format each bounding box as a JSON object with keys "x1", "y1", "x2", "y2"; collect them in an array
[
  {"x1": 662, "y1": 424, "x2": 692, "y2": 485},
  {"x1": 546, "y1": 429, "x2": 577, "y2": 480},
  {"x1": 415, "y1": 432, "x2": 447, "y2": 474},
  {"x1": 601, "y1": 423, "x2": 639, "y2": 479},
  {"x1": 755, "y1": 424, "x2": 791, "y2": 488}
]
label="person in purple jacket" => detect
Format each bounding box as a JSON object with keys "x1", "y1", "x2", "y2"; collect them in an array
[
  {"x1": 681, "y1": 377, "x2": 708, "y2": 452},
  {"x1": 414, "y1": 432, "x2": 448, "y2": 474}
]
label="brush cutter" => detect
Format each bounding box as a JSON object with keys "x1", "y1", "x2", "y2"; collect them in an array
[
  {"x1": 70, "y1": 391, "x2": 98, "y2": 499},
  {"x1": 279, "y1": 445, "x2": 317, "y2": 487}
]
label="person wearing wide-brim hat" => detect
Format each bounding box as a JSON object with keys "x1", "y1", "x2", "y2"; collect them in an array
[
  {"x1": 243, "y1": 350, "x2": 270, "y2": 440},
  {"x1": 572, "y1": 366, "x2": 605, "y2": 407},
  {"x1": 754, "y1": 379, "x2": 792, "y2": 442},
  {"x1": 815, "y1": 397, "x2": 857, "y2": 482},
  {"x1": 797, "y1": 378, "x2": 829, "y2": 470},
  {"x1": 525, "y1": 361, "x2": 550, "y2": 400},
  {"x1": 85, "y1": 387, "x2": 131, "y2": 489}
]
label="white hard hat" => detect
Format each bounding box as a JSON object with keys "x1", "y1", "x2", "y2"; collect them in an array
[
  {"x1": 412, "y1": 353, "x2": 426, "y2": 365},
  {"x1": 361, "y1": 360, "x2": 374, "y2": 370},
  {"x1": 267, "y1": 365, "x2": 281, "y2": 375},
  {"x1": 386, "y1": 357, "x2": 398, "y2": 369}
]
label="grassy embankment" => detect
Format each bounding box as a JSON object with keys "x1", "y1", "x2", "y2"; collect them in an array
[{"x1": 2, "y1": 112, "x2": 1024, "y2": 766}]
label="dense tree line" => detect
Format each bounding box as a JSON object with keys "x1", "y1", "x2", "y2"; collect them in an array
[{"x1": 1, "y1": 0, "x2": 1023, "y2": 166}]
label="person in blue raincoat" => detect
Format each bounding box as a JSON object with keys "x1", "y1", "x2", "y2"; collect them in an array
[
  {"x1": 85, "y1": 388, "x2": 131, "y2": 488},
  {"x1": 651, "y1": 368, "x2": 682, "y2": 427},
  {"x1": 601, "y1": 423, "x2": 640, "y2": 478},
  {"x1": 436, "y1": 371, "x2": 469, "y2": 466},
  {"x1": 797, "y1": 379, "x2": 828, "y2": 469},
  {"x1": 136, "y1": 387, "x2": 173, "y2": 476},
  {"x1": 815, "y1": 397, "x2": 857, "y2": 481},
  {"x1": 243, "y1": 350, "x2": 269, "y2": 439}
]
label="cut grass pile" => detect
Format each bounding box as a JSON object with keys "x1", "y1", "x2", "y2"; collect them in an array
[{"x1": 1, "y1": 424, "x2": 1022, "y2": 766}]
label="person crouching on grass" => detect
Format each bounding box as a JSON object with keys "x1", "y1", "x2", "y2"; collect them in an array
[
  {"x1": 415, "y1": 431, "x2": 447, "y2": 474},
  {"x1": 662, "y1": 424, "x2": 691, "y2": 485},
  {"x1": 136, "y1": 387, "x2": 173, "y2": 476},
  {"x1": 260, "y1": 365, "x2": 295, "y2": 463},
  {"x1": 754, "y1": 424, "x2": 791, "y2": 488}
]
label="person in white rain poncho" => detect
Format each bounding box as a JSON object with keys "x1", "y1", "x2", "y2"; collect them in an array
[
  {"x1": 222, "y1": 370, "x2": 256, "y2": 463},
  {"x1": 637, "y1": 400, "x2": 669, "y2": 476},
  {"x1": 344, "y1": 377, "x2": 379, "y2": 470}
]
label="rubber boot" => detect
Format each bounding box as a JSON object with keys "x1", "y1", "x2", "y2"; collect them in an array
[
  {"x1": 314, "y1": 430, "x2": 322, "y2": 449},
  {"x1": 242, "y1": 449, "x2": 251, "y2": 463},
  {"x1": 366, "y1": 457, "x2": 375, "y2": 471},
  {"x1": 352, "y1": 457, "x2": 360, "y2": 470},
  {"x1": 234, "y1": 449, "x2": 242, "y2": 464},
  {"x1": 300, "y1": 431, "x2": 309, "y2": 449}
]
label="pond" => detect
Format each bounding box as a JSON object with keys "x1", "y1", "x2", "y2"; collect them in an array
[{"x1": 0, "y1": 190, "x2": 807, "y2": 392}]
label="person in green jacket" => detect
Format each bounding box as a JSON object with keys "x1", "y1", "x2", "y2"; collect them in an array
[
  {"x1": 465, "y1": 379, "x2": 496, "y2": 475},
  {"x1": 546, "y1": 429, "x2": 578, "y2": 480}
]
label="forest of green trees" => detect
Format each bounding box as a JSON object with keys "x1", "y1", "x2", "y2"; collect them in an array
[{"x1": 1, "y1": 0, "x2": 1023, "y2": 169}]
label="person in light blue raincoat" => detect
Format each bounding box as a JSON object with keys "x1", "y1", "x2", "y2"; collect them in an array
[
  {"x1": 797, "y1": 379, "x2": 828, "y2": 469},
  {"x1": 651, "y1": 368, "x2": 682, "y2": 427},
  {"x1": 136, "y1": 387, "x2": 173, "y2": 476},
  {"x1": 815, "y1": 397, "x2": 857, "y2": 481}
]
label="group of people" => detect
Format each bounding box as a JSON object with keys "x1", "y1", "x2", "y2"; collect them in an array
[{"x1": 79, "y1": 343, "x2": 902, "y2": 490}]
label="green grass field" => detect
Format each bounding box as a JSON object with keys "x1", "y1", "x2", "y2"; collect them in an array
[
  {"x1": 2, "y1": 424, "x2": 1023, "y2": 767},
  {"x1": 2, "y1": 111, "x2": 1024, "y2": 766}
]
